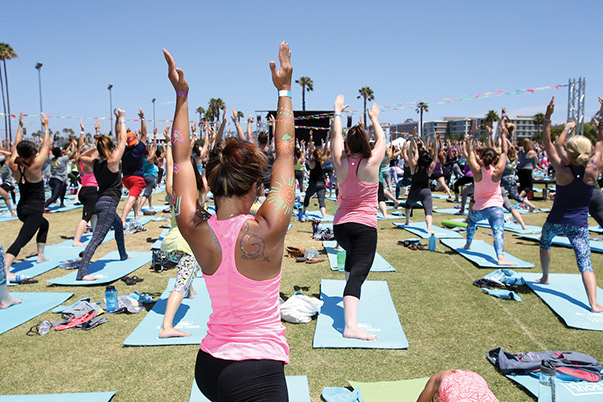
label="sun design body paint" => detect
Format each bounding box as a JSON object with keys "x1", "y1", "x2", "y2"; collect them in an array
[
  {"x1": 277, "y1": 133, "x2": 293, "y2": 154},
  {"x1": 266, "y1": 174, "x2": 295, "y2": 215},
  {"x1": 173, "y1": 163, "x2": 181, "y2": 174}
]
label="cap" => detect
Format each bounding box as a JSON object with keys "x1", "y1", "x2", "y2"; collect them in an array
[{"x1": 126, "y1": 132, "x2": 138, "y2": 147}]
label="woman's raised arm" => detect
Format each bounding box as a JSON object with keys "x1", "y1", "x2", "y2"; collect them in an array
[{"x1": 330, "y1": 94, "x2": 348, "y2": 171}]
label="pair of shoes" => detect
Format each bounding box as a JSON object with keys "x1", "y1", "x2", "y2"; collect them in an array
[
  {"x1": 121, "y1": 275, "x2": 144, "y2": 285},
  {"x1": 409, "y1": 243, "x2": 426, "y2": 250},
  {"x1": 305, "y1": 257, "x2": 325, "y2": 264}
]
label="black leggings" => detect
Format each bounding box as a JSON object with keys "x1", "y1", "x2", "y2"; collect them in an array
[
  {"x1": 589, "y1": 189, "x2": 603, "y2": 227},
  {"x1": 44, "y1": 177, "x2": 66, "y2": 207},
  {"x1": 6, "y1": 206, "x2": 49, "y2": 257},
  {"x1": 195, "y1": 349, "x2": 288, "y2": 402},
  {"x1": 333, "y1": 222, "x2": 377, "y2": 299},
  {"x1": 453, "y1": 176, "x2": 473, "y2": 195},
  {"x1": 1, "y1": 183, "x2": 16, "y2": 203},
  {"x1": 77, "y1": 196, "x2": 126, "y2": 280},
  {"x1": 517, "y1": 169, "x2": 533, "y2": 194},
  {"x1": 294, "y1": 170, "x2": 304, "y2": 193},
  {"x1": 303, "y1": 180, "x2": 326, "y2": 209},
  {"x1": 78, "y1": 186, "x2": 98, "y2": 222}
]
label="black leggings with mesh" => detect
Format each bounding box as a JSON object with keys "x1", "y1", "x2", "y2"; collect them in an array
[
  {"x1": 6, "y1": 206, "x2": 49, "y2": 257},
  {"x1": 77, "y1": 196, "x2": 127, "y2": 280}
]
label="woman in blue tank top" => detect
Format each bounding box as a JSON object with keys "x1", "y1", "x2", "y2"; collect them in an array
[{"x1": 539, "y1": 96, "x2": 603, "y2": 313}]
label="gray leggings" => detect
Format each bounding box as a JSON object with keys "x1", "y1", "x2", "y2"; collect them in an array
[{"x1": 405, "y1": 187, "x2": 433, "y2": 215}]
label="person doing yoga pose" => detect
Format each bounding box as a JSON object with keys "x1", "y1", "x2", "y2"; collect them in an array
[
  {"x1": 416, "y1": 370, "x2": 499, "y2": 402},
  {"x1": 331, "y1": 94, "x2": 385, "y2": 341},
  {"x1": 165, "y1": 43, "x2": 293, "y2": 401},
  {"x1": 538, "y1": 96, "x2": 603, "y2": 313},
  {"x1": 463, "y1": 119, "x2": 517, "y2": 266}
]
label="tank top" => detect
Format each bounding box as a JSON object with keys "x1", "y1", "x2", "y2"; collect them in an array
[
  {"x1": 546, "y1": 164, "x2": 593, "y2": 227},
  {"x1": 473, "y1": 166, "x2": 503, "y2": 211},
  {"x1": 517, "y1": 149, "x2": 534, "y2": 170},
  {"x1": 309, "y1": 162, "x2": 324, "y2": 182},
  {"x1": 334, "y1": 157, "x2": 378, "y2": 228},
  {"x1": 502, "y1": 155, "x2": 517, "y2": 177},
  {"x1": 200, "y1": 214, "x2": 289, "y2": 363},
  {"x1": 432, "y1": 161, "x2": 443, "y2": 175},
  {"x1": 161, "y1": 209, "x2": 193, "y2": 255},
  {"x1": 94, "y1": 159, "x2": 122, "y2": 200},
  {"x1": 411, "y1": 166, "x2": 430, "y2": 190},
  {"x1": 294, "y1": 158, "x2": 303, "y2": 171},
  {"x1": 463, "y1": 163, "x2": 473, "y2": 178},
  {"x1": 79, "y1": 162, "x2": 98, "y2": 187},
  {"x1": 17, "y1": 166, "x2": 44, "y2": 211}
]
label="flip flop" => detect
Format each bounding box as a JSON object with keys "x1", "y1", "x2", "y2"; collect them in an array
[
  {"x1": 16, "y1": 278, "x2": 38, "y2": 285},
  {"x1": 121, "y1": 275, "x2": 144, "y2": 285}
]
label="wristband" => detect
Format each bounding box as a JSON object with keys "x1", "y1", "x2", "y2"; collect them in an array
[
  {"x1": 44, "y1": 130, "x2": 50, "y2": 134},
  {"x1": 119, "y1": 120, "x2": 126, "y2": 124},
  {"x1": 176, "y1": 89, "x2": 188, "y2": 98},
  {"x1": 334, "y1": 113, "x2": 342, "y2": 118},
  {"x1": 278, "y1": 90, "x2": 292, "y2": 98}
]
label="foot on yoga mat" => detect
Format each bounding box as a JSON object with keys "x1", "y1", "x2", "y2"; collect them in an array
[
  {"x1": 0, "y1": 292, "x2": 73, "y2": 335},
  {"x1": 313, "y1": 279, "x2": 408, "y2": 349},
  {"x1": 440, "y1": 238, "x2": 534, "y2": 268},
  {"x1": 521, "y1": 272, "x2": 603, "y2": 331}
]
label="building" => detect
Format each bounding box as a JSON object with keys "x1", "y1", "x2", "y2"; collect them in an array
[
  {"x1": 389, "y1": 119, "x2": 418, "y2": 141},
  {"x1": 509, "y1": 116, "x2": 538, "y2": 140},
  {"x1": 423, "y1": 120, "x2": 448, "y2": 138}
]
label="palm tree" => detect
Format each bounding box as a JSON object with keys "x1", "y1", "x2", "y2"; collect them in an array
[
  {"x1": 206, "y1": 98, "x2": 225, "y2": 125},
  {"x1": 237, "y1": 111, "x2": 244, "y2": 119},
  {"x1": 295, "y1": 76, "x2": 313, "y2": 111},
  {"x1": 484, "y1": 110, "x2": 500, "y2": 128},
  {"x1": 533, "y1": 112, "x2": 545, "y2": 139},
  {"x1": 0, "y1": 44, "x2": 17, "y2": 143},
  {"x1": 196, "y1": 106, "x2": 205, "y2": 126},
  {"x1": 357, "y1": 87, "x2": 375, "y2": 129},
  {"x1": 415, "y1": 102, "x2": 429, "y2": 138}
]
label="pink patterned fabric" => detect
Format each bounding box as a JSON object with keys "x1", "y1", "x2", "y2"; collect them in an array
[
  {"x1": 200, "y1": 214, "x2": 289, "y2": 363},
  {"x1": 436, "y1": 370, "x2": 499, "y2": 402},
  {"x1": 334, "y1": 157, "x2": 379, "y2": 228},
  {"x1": 473, "y1": 167, "x2": 503, "y2": 211}
]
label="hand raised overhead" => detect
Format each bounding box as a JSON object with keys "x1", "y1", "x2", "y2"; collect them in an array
[
  {"x1": 545, "y1": 96, "x2": 555, "y2": 118},
  {"x1": 269, "y1": 42, "x2": 292, "y2": 91},
  {"x1": 367, "y1": 103, "x2": 380, "y2": 122},
  {"x1": 334, "y1": 94, "x2": 349, "y2": 114},
  {"x1": 163, "y1": 49, "x2": 189, "y2": 95},
  {"x1": 470, "y1": 118, "x2": 478, "y2": 136}
]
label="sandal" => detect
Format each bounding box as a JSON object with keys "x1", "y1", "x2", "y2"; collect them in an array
[
  {"x1": 121, "y1": 275, "x2": 144, "y2": 286},
  {"x1": 9, "y1": 274, "x2": 30, "y2": 283},
  {"x1": 305, "y1": 258, "x2": 325, "y2": 264},
  {"x1": 286, "y1": 246, "x2": 306, "y2": 258}
]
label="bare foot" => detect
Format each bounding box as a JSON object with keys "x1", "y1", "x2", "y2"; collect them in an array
[
  {"x1": 344, "y1": 326, "x2": 377, "y2": 341},
  {"x1": 11, "y1": 212, "x2": 16, "y2": 218},
  {"x1": 79, "y1": 275, "x2": 98, "y2": 281},
  {"x1": 463, "y1": 242, "x2": 471, "y2": 250},
  {"x1": 186, "y1": 289, "x2": 197, "y2": 299},
  {"x1": 591, "y1": 304, "x2": 603, "y2": 313},
  {"x1": 497, "y1": 256, "x2": 518, "y2": 266},
  {"x1": 72, "y1": 241, "x2": 87, "y2": 247},
  {"x1": 0, "y1": 296, "x2": 23, "y2": 309},
  {"x1": 536, "y1": 276, "x2": 549, "y2": 284},
  {"x1": 36, "y1": 256, "x2": 50, "y2": 263},
  {"x1": 159, "y1": 326, "x2": 192, "y2": 338}
]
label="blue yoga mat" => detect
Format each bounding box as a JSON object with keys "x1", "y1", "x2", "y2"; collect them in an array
[
  {"x1": 322, "y1": 241, "x2": 396, "y2": 272},
  {"x1": 0, "y1": 212, "x2": 18, "y2": 222},
  {"x1": 189, "y1": 376, "x2": 311, "y2": 402},
  {"x1": 377, "y1": 211, "x2": 405, "y2": 220},
  {"x1": 507, "y1": 373, "x2": 603, "y2": 401},
  {"x1": 431, "y1": 193, "x2": 450, "y2": 199},
  {"x1": 0, "y1": 292, "x2": 73, "y2": 335},
  {"x1": 475, "y1": 220, "x2": 541, "y2": 234},
  {"x1": 521, "y1": 272, "x2": 603, "y2": 331},
  {"x1": 123, "y1": 277, "x2": 211, "y2": 346},
  {"x1": 0, "y1": 392, "x2": 116, "y2": 402},
  {"x1": 304, "y1": 211, "x2": 334, "y2": 222},
  {"x1": 47, "y1": 251, "x2": 150, "y2": 286},
  {"x1": 313, "y1": 279, "x2": 408, "y2": 349},
  {"x1": 434, "y1": 207, "x2": 467, "y2": 215},
  {"x1": 515, "y1": 233, "x2": 603, "y2": 253},
  {"x1": 46, "y1": 202, "x2": 82, "y2": 213},
  {"x1": 590, "y1": 226, "x2": 603, "y2": 234},
  {"x1": 393, "y1": 221, "x2": 462, "y2": 239},
  {"x1": 151, "y1": 228, "x2": 170, "y2": 250},
  {"x1": 440, "y1": 238, "x2": 535, "y2": 268}
]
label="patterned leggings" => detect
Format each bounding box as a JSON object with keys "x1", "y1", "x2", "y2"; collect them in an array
[
  {"x1": 166, "y1": 251, "x2": 200, "y2": 296},
  {"x1": 501, "y1": 175, "x2": 525, "y2": 203},
  {"x1": 467, "y1": 206, "x2": 505, "y2": 256},
  {"x1": 0, "y1": 245, "x2": 6, "y2": 286},
  {"x1": 540, "y1": 222, "x2": 592, "y2": 273}
]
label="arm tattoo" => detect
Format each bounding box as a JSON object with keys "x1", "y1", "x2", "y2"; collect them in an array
[
  {"x1": 277, "y1": 133, "x2": 293, "y2": 154},
  {"x1": 172, "y1": 129, "x2": 184, "y2": 144},
  {"x1": 239, "y1": 222, "x2": 270, "y2": 262},
  {"x1": 266, "y1": 174, "x2": 295, "y2": 215}
]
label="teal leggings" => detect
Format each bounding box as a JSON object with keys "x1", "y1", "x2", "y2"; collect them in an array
[{"x1": 467, "y1": 206, "x2": 505, "y2": 256}]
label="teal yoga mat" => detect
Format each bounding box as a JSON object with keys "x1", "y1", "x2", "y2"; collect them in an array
[
  {"x1": 46, "y1": 202, "x2": 82, "y2": 213},
  {"x1": 47, "y1": 251, "x2": 150, "y2": 286},
  {"x1": 0, "y1": 392, "x2": 116, "y2": 402},
  {"x1": 189, "y1": 376, "x2": 311, "y2": 402},
  {"x1": 521, "y1": 272, "x2": 603, "y2": 331},
  {"x1": 434, "y1": 207, "x2": 467, "y2": 215},
  {"x1": 313, "y1": 279, "x2": 408, "y2": 349},
  {"x1": 304, "y1": 211, "x2": 334, "y2": 222},
  {"x1": 322, "y1": 241, "x2": 396, "y2": 272},
  {"x1": 590, "y1": 226, "x2": 603, "y2": 234},
  {"x1": 515, "y1": 233, "x2": 603, "y2": 253},
  {"x1": 475, "y1": 220, "x2": 541, "y2": 234},
  {"x1": 440, "y1": 238, "x2": 535, "y2": 268},
  {"x1": 0, "y1": 212, "x2": 18, "y2": 222},
  {"x1": 150, "y1": 228, "x2": 170, "y2": 250},
  {"x1": 507, "y1": 373, "x2": 603, "y2": 401},
  {"x1": 123, "y1": 277, "x2": 211, "y2": 346},
  {"x1": 0, "y1": 292, "x2": 73, "y2": 335},
  {"x1": 392, "y1": 221, "x2": 462, "y2": 239}
]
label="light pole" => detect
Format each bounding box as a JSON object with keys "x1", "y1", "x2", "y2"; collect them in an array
[
  {"x1": 152, "y1": 98, "x2": 156, "y2": 132},
  {"x1": 107, "y1": 84, "x2": 113, "y2": 136},
  {"x1": 35, "y1": 62, "x2": 43, "y2": 133}
]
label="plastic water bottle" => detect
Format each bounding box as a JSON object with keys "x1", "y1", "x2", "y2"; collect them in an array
[
  {"x1": 538, "y1": 360, "x2": 556, "y2": 402},
  {"x1": 312, "y1": 220, "x2": 319, "y2": 236},
  {"x1": 337, "y1": 249, "x2": 346, "y2": 270},
  {"x1": 105, "y1": 285, "x2": 118, "y2": 313},
  {"x1": 298, "y1": 208, "x2": 303, "y2": 222},
  {"x1": 38, "y1": 320, "x2": 51, "y2": 336},
  {"x1": 428, "y1": 233, "x2": 436, "y2": 251}
]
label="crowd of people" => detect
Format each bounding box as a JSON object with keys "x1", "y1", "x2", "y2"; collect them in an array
[{"x1": 1, "y1": 41, "x2": 602, "y2": 401}]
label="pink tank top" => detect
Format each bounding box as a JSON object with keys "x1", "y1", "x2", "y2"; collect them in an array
[
  {"x1": 79, "y1": 162, "x2": 98, "y2": 187},
  {"x1": 334, "y1": 157, "x2": 378, "y2": 228},
  {"x1": 200, "y1": 214, "x2": 289, "y2": 363},
  {"x1": 436, "y1": 370, "x2": 499, "y2": 402},
  {"x1": 473, "y1": 166, "x2": 503, "y2": 211}
]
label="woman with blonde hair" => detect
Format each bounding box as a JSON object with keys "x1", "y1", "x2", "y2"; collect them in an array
[{"x1": 538, "y1": 96, "x2": 603, "y2": 312}]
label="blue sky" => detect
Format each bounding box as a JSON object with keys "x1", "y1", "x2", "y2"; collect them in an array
[{"x1": 1, "y1": 0, "x2": 602, "y2": 139}]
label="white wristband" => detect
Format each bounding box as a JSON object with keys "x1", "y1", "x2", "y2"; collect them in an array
[{"x1": 278, "y1": 90, "x2": 292, "y2": 98}]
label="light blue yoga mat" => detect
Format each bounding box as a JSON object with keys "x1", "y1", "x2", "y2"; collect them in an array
[
  {"x1": 440, "y1": 238, "x2": 535, "y2": 268},
  {"x1": 590, "y1": 226, "x2": 603, "y2": 234},
  {"x1": 304, "y1": 211, "x2": 334, "y2": 222},
  {"x1": 46, "y1": 203, "x2": 82, "y2": 213},
  {"x1": 0, "y1": 392, "x2": 116, "y2": 402},
  {"x1": 431, "y1": 193, "x2": 450, "y2": 199},
  {"x1": 434, "y1": 207, "x2": 467, "y2": 215},
  {"x1": 515, "y1": 233, "x2": 603, "y2": 253},
  {"x1": 507, "y1": 373, "x2": 603, "y2": 401},
  {"x1": 377, "y1": 211, "x2": 405, "y2": 220},
  {"x1": 393, "y1": 221, "x2": 462, "y2": 239},
  {"x1": 123, "y1": 277, "x2": 211, "y2": 346},
  {"x1": 189, "y1": 376, "x2": 311, "y2": 402},
  {"x1": 322, "y1": 241, "x2": 395, "y2": 272},
  {"x1": 151, "y1": 228, "x2": 170, "y2": 250},
  {"x1": 313, "y1": 279, "x2": 408, "y2": 349},
  {"x1": 521, "y1": 272, "x2": 603, "y2": 331},
  {"x1": 475, "y1": 220, "x2": 541, "y2": 234},
  {"x1": 0, "y1": 212, "x2": 18, "y2": 222},
  {"x1": 47, "y1": 251, "x2": 150, "y2": 286},
  {"x1": 0, "y1": 292, "x2": 73, "y2": 335}
]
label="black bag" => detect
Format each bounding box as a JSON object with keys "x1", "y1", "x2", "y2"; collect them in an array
[{"x1": 151, "y1": 250, "x2": 178, "y2": 272}]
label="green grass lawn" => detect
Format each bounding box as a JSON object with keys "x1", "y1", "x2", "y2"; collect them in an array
[{"x1": 0, "y1": 190, "x2": 601, "y2": 401}]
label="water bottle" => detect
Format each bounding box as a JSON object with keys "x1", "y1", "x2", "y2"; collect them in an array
[
  {"x1": 105, "y1": 285, "x2": 118, "y2": 313},
  {"x1": 337, "y1": 249, "x2": 346, "y2": 270},
  {"x1": 312, "y1": 220, "x2": 319, "y2": 236},
  {"x1": 298, "y1": 208, "x2": 303, "y2": 222},
  {"x1": 428, "y1": 233, "x2": 436, "y2": 251},
  {"x1": 538, "y1": 359, "x2": 556, "y2": 402},
  {"x1": 38, "y1": 320, "x2": 51, "y2": 336}
]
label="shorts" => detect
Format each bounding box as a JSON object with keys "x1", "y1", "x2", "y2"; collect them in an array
[{"x1": 122, "y1": 175, "x2": 146, "y2": 199}]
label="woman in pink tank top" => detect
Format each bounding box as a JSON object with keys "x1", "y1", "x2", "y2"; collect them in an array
[
  {"x1": 164, "y1": 43, "x2": 294, "y2": 401},
  {"x1": 416, "y1": 370, "x2": 499, "y2": 402},
  {"x1": 331, "y1": 94, "x2": 385, "y2": 341},
  {"x1": 464, "y1": 119, "x2": 517, "y2": 266}
]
